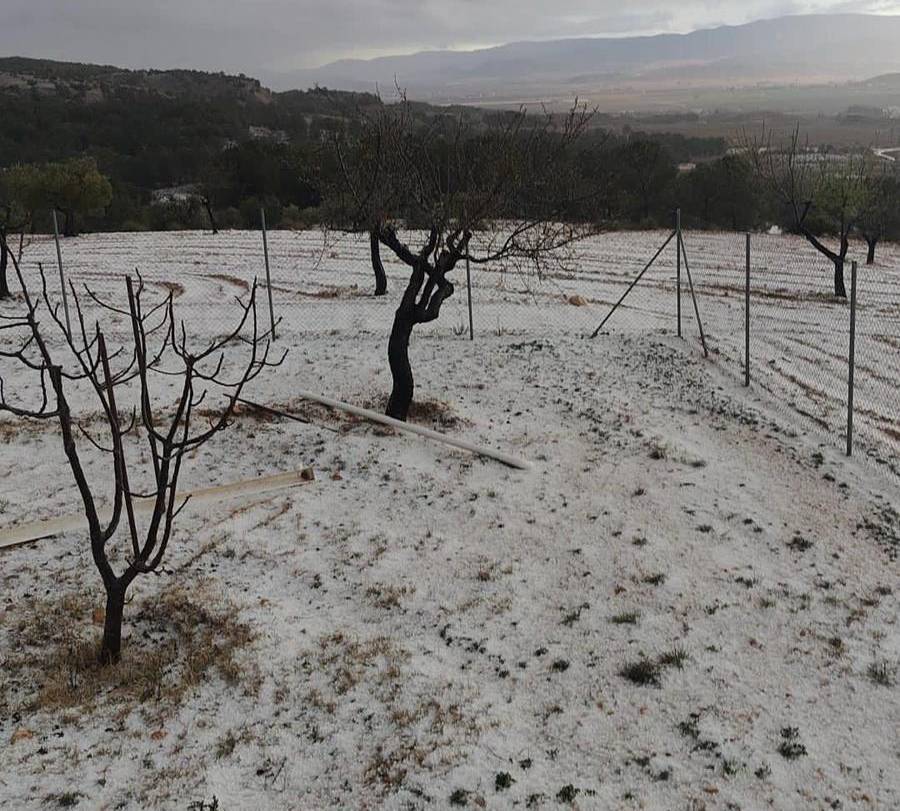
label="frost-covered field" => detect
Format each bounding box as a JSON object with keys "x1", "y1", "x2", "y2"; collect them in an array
[
  {"x1": 1, "y1": 231, "x2": 899, "y2": 810},
  {"x1": 16, "y1": 227, "x2": 900, "y2": 471}
]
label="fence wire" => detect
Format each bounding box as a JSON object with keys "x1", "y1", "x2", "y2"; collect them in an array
[
  {"x1": 7, "y1": 226, "x2": 899, "y2": 478},
  {"x1": 682, "y1": 230, "x2": 899, "y2": 476}
]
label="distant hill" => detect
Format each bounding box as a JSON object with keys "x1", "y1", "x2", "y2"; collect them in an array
[
  {"x1": 272, "y1": 14, "x2": 900, "y2": 104},
  {"x1": 857, "y1": 73, "x2": 900, "y2": 90},
  {"x1": 0, "y1": 57, "x2": 509, "y2": 232},
  {"x1": 0, "y1": 56, "x2": 374, "y2": 109}
]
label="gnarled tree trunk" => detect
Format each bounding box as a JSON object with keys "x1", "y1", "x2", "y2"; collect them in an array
[
  {"x1": 864, "y1": 235, "x2": 878, "y2": 266},
  {"x1": 100, "y1": 581, "x2": 127, "y2": 665},
  {"x1": 386, "y1": 308, "x2": 415, "y2": 420},
  {"x1": 383, "y1": 247, "x2": 457, "y2": 421},
  {"x1": 799, "y1": 225, "x2": 849, "y2": 299},
  {"x1": 833, "y1": 258, "x2": 847, "y2": 299},
  {"x1": 370, "y1": 231, "x2": 388, "y2": 296}
]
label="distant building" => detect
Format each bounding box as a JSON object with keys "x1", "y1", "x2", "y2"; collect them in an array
[
  {"x1": 151, "y1": 185, "x2": 200, "y2": 205},
  {"x1": 248, "y1": 125, "x2": 289, "y2": 144}
]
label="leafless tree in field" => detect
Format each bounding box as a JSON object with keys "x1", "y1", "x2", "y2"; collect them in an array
[
  {"x1": 858, "y1": 168, "x2": 900, "y2": 265},
  {"x1": 0, "y1": 256, "x2": 283, "y2": 664},
  {"x1": 744, "y1": 125, "x2": 869, "y2": 298},
  {"x1": 327, "y1": 93, "x2": 598, "y2": 420}
]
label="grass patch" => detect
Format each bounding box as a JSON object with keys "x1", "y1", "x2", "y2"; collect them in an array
[
  {"x1": 777, "y1": 727, "x2": 807, "y2": 760},
  {"x1": 0, "y1": 583, "x2": 256, "y2": 718},
  {"x1": 657, "y1": 646, "x2": 688, "y2": 670},
  {"x1": 619, "y1": 658, "x2": 662, "y2": 687},
  {"x1": 495, "y1": 772, "x2": 515, "y2": 791},
  {"x1": 647, "y1": 439, "x2": 669, "y2": 460},
  {"x1": 365, "y1": 583, "x2": 414, "y2": 610},
  {"x1": 620, "y1": 645, "x2": 689, "y2": 687},
  {"x1": 867, "y1": 660, "x2": 896, "y2": 687},
  {"x1": 787, "y1": 533, "x2": 814, "y2": 552}
]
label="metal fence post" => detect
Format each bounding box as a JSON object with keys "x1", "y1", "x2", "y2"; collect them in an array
[
  {"x1": 51, "y1": 209, "x2": 72, "y2": 337},
  {"x1": 260, "y1": 208, "x2": 276, "y2": 341},
  {"x1": 846, "y1": 260, "x2": 858, "y2": 457},
  {"x1": 465, "y1": 254, "x2": 474, "y2": 341},
  {"x1": 744, "y1": 233, "x2": 751, "y2": 387},
  {"x1": 676, "y1": 208, "x2": 682, "y2": 338}
]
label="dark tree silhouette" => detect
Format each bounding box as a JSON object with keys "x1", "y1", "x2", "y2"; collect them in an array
[
  {"x1": 0, "y1": 256, "x2": 282, "y2": 663},
  {"x1": 329, "y1": 94, "x2": 597, "y2": 420},
  {"x1": 858, "y1": 171, "x2": 900, "y2": 265},
  {"x1": 746, "y1": 126, "x2": 868, "y2": 298},
  {"x1": 369, "y1": 231, "x2": 388, "y2": 296},
  {"x1": 0, "y1": 176, "x2": 27, "y2": 300},
  {"x1": 0, "y1": 226, "x2": 10, "y2": 300}
]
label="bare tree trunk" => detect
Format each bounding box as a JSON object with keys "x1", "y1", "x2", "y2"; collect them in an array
[
  {"x1": 799, "y1": 227, "x2": 849, "y2": 299},
  {"x1": 865, "y1": 236, "x2": 878, "y2": 265},
  {"x1": 834, "y1": 258, "x2": 847, "y2": 299},
  {"x1": 386, "y1": 308, "x2": 415, "y2": 420},
  {"x1": 0, "y1": 232, "x2": 10, "y2": 299},
  {"x1": 370, "y1": 231, "x2": 388, "y2": 296},
  {"x1": 100, "y1": 582, "x2": 126, "y2": 665},
  {"x1": 63, "y1": 209, "x2": 76, "y2": 238},
  {"x1": 203, "y1": 197, "x2": 219, "y2": 234}
]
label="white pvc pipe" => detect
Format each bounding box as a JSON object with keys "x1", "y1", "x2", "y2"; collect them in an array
[
  {"x1": 0, "y1": 467, "x2": 315, "y2": 551},
  {"x1": 294, "y1": 388, "x2": 533, "y2": 471}
]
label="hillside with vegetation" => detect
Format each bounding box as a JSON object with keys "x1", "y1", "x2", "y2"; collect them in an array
[
  {"x1": 1, "y1": 55, "x2": 898, "y2": 253},
  {"x1": 0, "y1": 57, "x2": 735, "y2": 234}
]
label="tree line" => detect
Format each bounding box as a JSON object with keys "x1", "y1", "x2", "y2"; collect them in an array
[{"x1": 2, "y1": 66, "x2": 900, "y2": 306}]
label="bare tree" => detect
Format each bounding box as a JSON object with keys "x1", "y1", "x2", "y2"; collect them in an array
[
  {"x1": 745, "y1": 126, "x2": 868, "y2": 298},
  {"x1": 858, "y1": 168, "x2": 900, "y2": 265},
  {"x1": 0, "y1": 256, "x2": 282, "y2": 664},
  {"x1": 328, "y1": 94, "x2": 597, "y2": 420}
]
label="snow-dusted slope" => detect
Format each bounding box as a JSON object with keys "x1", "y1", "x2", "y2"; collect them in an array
[{"x1": 2, "y1": 292, "x2": 899, "y2": 808}]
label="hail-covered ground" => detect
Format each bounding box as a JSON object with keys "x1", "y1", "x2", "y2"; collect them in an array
[{"x1": 1, "y1": 230, "x2": 898, "y2": 810}]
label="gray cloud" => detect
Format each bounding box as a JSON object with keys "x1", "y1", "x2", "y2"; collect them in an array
[{"x1": 2, "y1": 0, "x2": 897, "y2": 75}]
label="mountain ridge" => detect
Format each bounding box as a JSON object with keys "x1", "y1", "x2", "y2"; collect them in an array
[{"x1": 267, "y1": 14, "x2": 900, "y2": 102}]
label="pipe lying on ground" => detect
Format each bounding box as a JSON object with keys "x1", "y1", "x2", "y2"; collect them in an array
[
  {"x1": 292, "y1": 388, "x2": 533, "y2": 471},
  {"x1": 0, "y1": 467, "x2": 315, "y2": 552}
]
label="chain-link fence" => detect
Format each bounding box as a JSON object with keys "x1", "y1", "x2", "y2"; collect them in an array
[
  {"x1": 680, "y1": 229, "x2": 900, "y2": 476},
  {"x1": 14, "y1": 229, "x2": 658, "y2": 340},
  {"x1": 9, "y1": 224, "x2": 899, "y2": 477}
]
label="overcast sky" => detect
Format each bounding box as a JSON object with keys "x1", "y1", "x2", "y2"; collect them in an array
[{"x1": 3, "y1": 0, "x2": 900, "y2": 75}]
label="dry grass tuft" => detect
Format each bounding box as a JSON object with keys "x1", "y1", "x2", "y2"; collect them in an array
[
  {"x1": 362, "y1": 395, "x2": 468, "y2": 430},
  {"x1": 207, "y1": 273, "x2": 250, "y2": 292},
  {"x1": 300, "y1": 630, "x2": 483, "y2": 795},
  {"x1": 298, "y1": 284, "x2": 362, "y2": 300},
  {"x1": 0, "y1": 583, "x2": 257, "y2": 718}
]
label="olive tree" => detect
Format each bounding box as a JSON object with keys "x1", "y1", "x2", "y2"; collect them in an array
[{"x1": 6, "y1": 157, "x2": 113, "y2": 237}]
